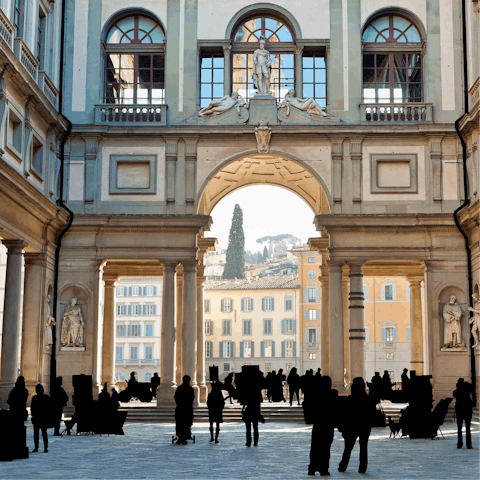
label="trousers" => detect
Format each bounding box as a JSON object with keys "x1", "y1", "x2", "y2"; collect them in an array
[
  {"x1": 457, "y1": 413, "x2": 472, "y2": 448},
  {"x1": 34, "y1": 424, "x2": 48, "y2": 450},
  {"x1": 309, "y1": 425, "x2": 334, "y2": 474},
  {"x1": 245, "y1": 421, "x2": 258, "y2": 445},
  {"x1": 339, "y1": 429, "x2": 371, "y2": 472}
]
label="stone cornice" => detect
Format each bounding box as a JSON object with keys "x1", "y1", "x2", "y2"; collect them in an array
[{"x1": 457, "y1": 200, "x2": 480, "y2": 234}]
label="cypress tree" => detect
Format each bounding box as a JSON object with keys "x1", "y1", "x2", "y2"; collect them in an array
[
  {"x1": 222, "y1": 204, "x2": 246, "y2": 279},
  {"x1": 263, "y1": 246, "x2": 268, "y2": 263}
]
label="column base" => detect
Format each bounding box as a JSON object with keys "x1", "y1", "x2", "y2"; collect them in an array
[
  {"x1": 156, "y1": 384, "x2": 177, "y2": 406},
  {"x1": 198, "y1": 384, "x2": 208, "y2": 404},
  {"x1": 0, "y1": 382, "x2": 16, "y2": 403},
  {"x1": 192, "y1": 385, "x2": 200, "y2": 407}
]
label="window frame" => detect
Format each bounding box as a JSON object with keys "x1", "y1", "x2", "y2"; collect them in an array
[
  {"x1": 222, "y1": 319, "x2": 232, "y2": 336},
  {"x1": 302, "y1": 52, "x2": 327, "y2": 107},
  {"x1": 200, "y1": 53, "x2": 225, "y2": 108},
  {"x1": 145, "y1": 323, "x2": 154, "y2": 337},
  {"x1": 264, "y1": 318, "x2": 273, "y2": 335},
  {"x1": 385, "y1": 327, "x2": 395, "y2": 343},
  {"x1": 243, "y1": 319, "x2": 252, "y2": 336}
]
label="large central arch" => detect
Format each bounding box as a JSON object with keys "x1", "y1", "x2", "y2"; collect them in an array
[{"x1": 197, "y1": 151, "x2": 331, "y2": 216}]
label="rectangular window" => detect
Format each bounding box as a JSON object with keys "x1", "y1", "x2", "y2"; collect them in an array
[
  {"x1": 204, "y1": 299, "x2": 210, "y2": 313},
  {"x1": 309, "y1": 353, "x2": 317, "y2": 360},
  {"x1": 223, "y1": 342, "x2": 232, "y2": 358},
  {"x1": 145, "y1": 345, "x2": 153, "y2": 360},
  {"x1": 130, "y1": 346, "x2": 138, "y2": 360},
  {"x1": 36, "y1": 9, "x2": 46, "y2": 66},
  {"x1": 222, "y1": 319, "x2": 231, "y2": 335},
  {"x1": 14, "y1": 0, "x2": 24, "y2": 37},
  {"x1": 308, "y1": 257, "x2": 316, "y2": 263},
  {"x1": 308, "y1": 328, "x2": 316, "y2": 344},
  {"x1": 286, "y1": 363, "x2": 292, "y2": 373},
  {"x1": 307, "y1": 309, "x2": 318, "y2": 320},
  {"x1": 7, "y1": 110, "x2": 22, "y2": 155},
  {"x1": 285, "y1": 298, "x2": 292, "y2": 311},
  {"x1": 243, "y1": 319, "x2": 252, "y2": 335},
  {"x1": 386, "y1": 352, "x2": 394, "y2": 360},
  {"x1": 285, "y1": 340, "x2": 294, "y2": 357},
  {"x1": 302, "y1": 54, "x2": 327, "y2": 108},
  {"x1": 308, "y1": 270, "x2": 316, "y2": 279},
  {"x1": 244, "y1": 298, "x2": 253, "y2": 312},
  {"x1": 145, "y1": 324, "x2": 153, "y2": 337},
  {"x1": 385, "y1": 285, "x2": 393, "y2": 301},
  {"x1": 285, "y1": 319, "x2": 294, "y2": 334},
  {"x1": 200, "y1": 54, "x2": 224, "y2": 108},
  {"x1": 146, "y1": 286, "x2": 154, "y2": 296},
  {"x1": 116, "y1": 305, "x2": 126, "y2": 316},
  {"x1": 223, "y1": 363, "x2": 230, "y2": 372},
  {"x1": 307, "y1": 288, "x2": 317, "y2": 302},
  {"x1": 244, "y1": 341, "x2": 252, "y2": 358},
  {"x1": 205, "y1": 320, "x2": 212, "y2": 336},
  {"x1": 105, "y1": 53, "x2": 165, "y2": 104},
  {"x1": 31, "y1": 135, "x2": 43, "y2": 177},
  {"x1": 265, "y1": 363, "x2": 272, "y2": 372},
  {"x1": 115, "y1": 345, "x2": 123, "y2": 360},
  {"x1": 264, "y1": 341, "x2": 272, "y2": 357},
  {"x1": 386, "y1": 327, "x2": 394, "y2": 343},
  {"x1": 132, "y1": 304, "x2": 141, "y2": 316},
  {"x1": 116, "y1": 287, "x2": 125, "y2": 297},
  {"x1": 222, "y1": 299, "x2": 232, "y2": 312},
  {"x1": 205, "y1": 342, "x2": 212, "y2": 358},
  {"x1": 264, "y1": 298, "x2": 273, "y2": 311},
  {"x1": 116, "y1": 325, "x2": 126, "y2": 337},
  {"x1": 145, "y1": 304, "x2": 154, "y2": 315},
  {"x1": 128, "y1": 324, "x2": 141, "y2": 337},
  {"x1": 264, "y1": 319, "x2": 272, "y2": 335},
  {"x1": 131, "y1": 286, "x2": 140, "y2": 296}
]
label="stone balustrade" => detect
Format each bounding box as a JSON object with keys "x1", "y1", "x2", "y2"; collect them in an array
[
  {"x1": 360, "y1": 103, "x2": 433, "y2": 124},
  {"x1": 0, "y1": 8, "x2": 14, "y2": 49},
  {"x1": 38, "y1": 71, "x2": 58, "y2": 108},
  {"x1": 13, "y1": 38, "x2": 39, "y2": 81},
  {"x1": 469, "y1": 77, "x2": 480, "y2": 108},
  {"x1": 95, "y1": 104, "x2": 167, "y2": 125},
  {"x1": 115, "y1": 358, "x2": 161, "y2": 367}
]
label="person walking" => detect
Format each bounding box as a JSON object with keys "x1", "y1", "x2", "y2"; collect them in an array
[
  {"x1": 453, "y1": 378, "x2": 473, "y2": 449},
  {"x1": 51, "y1": 376, "x2": 69, "y2": 436},
  {"x1": 31, "y1": 384, "x2": 51, "y2": 453},
  {"x1": 338, "y1": 377, "x2": 376, "y2": 474},
  {"x1": 207, "y1": 381, "x2": 225, "y2": 443},
  {"x1": 174, "y1": 375, "x2": 195, "y2": 445},
  {"x1": 242, "y1": 380, "x2": 264, "y2": 447},
  {"x1": 287, "y1": 367, "x2": 301, "y2": 406}
]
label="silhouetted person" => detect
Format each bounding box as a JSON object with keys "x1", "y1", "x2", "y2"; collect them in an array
[
  {"x1": 31, "y1": 384, "x2": 51, "y2": 453},
  {"x1": 151, "y1": 373, "x2": 160, "y2": 398},
  {"x1": 315, "y1": 368, "x2": 322, "y2": 379},
  {"x1": 453, "y1": 378, "x2": 473, "y2": 449},
  {"x1": 275, "y1": 369, "x2": 286, "y2": 402},
  {"x1": 51, "y1": 376, "x2": 69, "y2": 436},
  {"x1": 223, "y1": 372, "x2": 235, "y2": 404},
  {"x1": 7, "y1": 376, "x2": 28, "y2": 424},
  {"x1": 401, "y1": 369, "x2": 410, "y2": 393},
  {"x1": 111, "y1": 389, "x2": 120, "y2": 411},
  {"x1": 174, "y1": 375, "x2": 195, "y2": 444},
  {"x1": 308, "y1": 376, "x2": 337, "y2": 476},
  {"x1": 301, "y1": 370, "x2": 315, "y2": 403},
  {"x1": 369, "y1": 372, "x2": 382, "y2": 403},
  {"x1": 242, "y1": 390, "x2": 263, "y2": 447},
  {"x1": 338, "y1": 377, "x2": 376, "y2": 474},
  {"x1": 381, "y1": 370, "x2": 394, "y2": 399},
  {"x1": 207, "y1": 381, "x2": 225, "y2": 443},
  {"x1": 287, "y1": 367, "x2": 301, "y2": 406},
  {"x1": 98, "y1": 383, "x2": 111, "y2": 410},
  {"x1": 267, "y1": 370, "x2": 276, "y2": 402}
]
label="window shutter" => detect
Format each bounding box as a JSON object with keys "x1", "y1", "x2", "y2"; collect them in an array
[
  {"x1": 292, "y1": 319, "x2": 296, "y2": 334},
  {"x1": 231, "y1": 342, "x2": 235, "y2": 358},
  {"x1": 143, "y1": 287, "x2": 147, "y2": 296},
  {"x1": 221, "y1": 299, "x2": 224, "y2": 312},
  {"x1": 293, "y1": 342, "x2": 296, "y2": 357},
  {"x1": 281, "y1": 341, "x2": 286, "y2": 357},
  {"x1": 304, "y1": 289, "x2": 308, "y2": 302},
  {"x1": 262, "y1": 298, "x2": 265, "y2": 311},
  {"x1": 251, "y1": 298, "x2": 254, "y2": 311},
  {"x1": 143, "y1": 305, "x2": 146, "y2": 315},
  {"x1": 281, "y1": 319, "x2": 286, "y2": 334},
  {"x1": 271, "y1": 341, "x2": 275, "y2": 357},
  {"x1": 153, "y1": 286, "x2": 157, "y2": 296},
  {"x1": 261, "y1": 341, "x2": 265, "y2": 357},
  {"x1": 210, "y1": 341, "x2": 214, "y2": 357},
  {"x1": 153, "y1": 304, "x2": 157, "y2": 315},
  {"x1": 393, "y1": 327, "x2": 398, "y2": 342},
  {"x1": 230, "y1": 299, "x2": 234, "y2": 310},
  {"x1": 129, "y1": 287, "x2": 132, "y2": 296},
  {"x1": 305, "y1": 310, "x2": 308, "y2": 321},
  {"x1": 407, "y1": 327, "x2": 411, "y2": 343},
  {"x1": 316, "y1": 309, "x2": 320, "y2": 320},
  {"x1": 381, "y1": 285, "x2": 385, "y2": 301},
  {"x1": 315, "y1": 288, "x2": 320, "y2": 302},
  {"x1": 127, "y1": 325, "x2": 132, "y2": 336},
  {"x1": 240, "y1": 341, "x2": 244, "y2": 358},
  {"x1": 315, "y1": 327, "x2": 320, "y2": 344},
  {"x1": 305, "y1": 328, "x2": 309, "y2": 343},
  {"x1": 381, "y1": 328, "x2": 386, "y2": 342},
  {"x1": 393, "y1": 285, "x2": 397, "y2": 300},
  {"x1": 219, "y1": 342, "x2": 224, "y2": 358},
  {"x1": 251, "y1": 341, "x2": 255, "y2": 357},
  {"x1": 271, "y1": 298, "x2": 274, "y2": 311},
  {"x1": 128, "y1": 305, "x2": 132, "y2": 315},
  {"x1": 241, "y1": 299, "x2": 245, "y2": 312}
]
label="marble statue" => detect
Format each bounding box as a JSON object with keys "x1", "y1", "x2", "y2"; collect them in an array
[
  {"x1": 442, "y1": 295, "x2": 466, "y2": 349},
  {"x1": 255, "y1": 120, "x2": 272, "y2": 153},
  {"x1": 468, "y1": 293, "x2": 480, "y2": 349},
  {"x1": 61, "y1": 297, "x2": 85, "y2": 348},
  {"x1": 198, "y1": 92, "x2": 248, "y2": 117},
  {"x1": 252, "y1": 36, "x2": 272, "y2": 96},
  {"x1": 278, "y1": 89, "x2": 327, "y2": 117},
  {"x1": 45, "y1": 293, "x2": 55, "y2": 347}
]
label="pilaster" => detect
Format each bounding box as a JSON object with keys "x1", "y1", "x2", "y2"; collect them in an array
[
  {"x1": 350, "y1": 136, "x2": 364, "y2": 211},
  {"x1": 342, "y1": 266, "x2": 350, "y2": 386},
  {"x1": 294, "y1": 45, "x2": 304, "y2": 98},
  {"x1": 223, "y1": 45, "x2": 232, "y2": 97},
  {"x1": 102, "y1": 273, "x2": 118, "y2": 390},
  {"x1": 426, "y1": 135, "x2": 444, "y2": 203},
  {"x1": 319, "y1": 265, "x2": 330, "y2": 376},
  {"x1": 407, "y1": 275, "x2": 425, "y2": 375},
  {"x1": 165, "y1": 137, "x2": 179, "y2": 213},
  {"x1": 348, "y1": 263, "x2": 365, "y2": 381},
  {"x1": 82, "y1": 134, "x2": 101, "y2": 214},
  {"x1": 0, "y1": 75, "x2": 8, "y2": 155},
  {"x1": 175, "y1": 265, "x2": 184, "y2": 385},
  {"x1": 184, "y1": 137, "x2": 199, "y2": 214},
  {"x1": 330, "y1": 136, "x2": 344, "y2": 214}
]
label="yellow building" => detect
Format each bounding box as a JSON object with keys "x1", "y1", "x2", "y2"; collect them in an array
[{"x1": 204, "y1": 275, "x2": 300, "y2": 379}]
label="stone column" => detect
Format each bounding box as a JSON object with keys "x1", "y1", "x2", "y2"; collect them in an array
[
  {"x1": 157, "y1": 263, "x2": 177, "y2": 405},
  {"x1": 20, "y1": 253, "x2": 47, "y2": 397},
  {"x1": 294, "y1": 45, "x2": 304, "y2": 98},
  {"x1": 330, "y1": 136, "x2": 344, "y2": 214},
  {"x1": 223, "y1": 45, "x2": 232, "y2": 96},
  {"x1": 349, "y1": 264, "x2": 365, "y2": 380},
  {"x1": 319, "y1": 266, "x2": 330, "y2": 376},
  {"x1": 196, "y1": 271, "x2": 207, "y2": 403},
  {"x1": 175, "y1": 265, "x2": 184, "y2": 385},
  {"x1": 407, "y1": 276, "x2": 424, "y2": 375},
  {"x1": 0, "y1": 240, "x2": 27, "y2": 401},
  {"x1": 329, "y1": 263, "x2": 345, "y2": 391},
  {"x1": 342, "y1": 268, "x2": 350, "y2": 385},
  {"x1": 102, "y1": 274, "x2": 118, "y2": 390},
  {"x1": 183, "y1": 263, "x2": 198, "y2": 402}
]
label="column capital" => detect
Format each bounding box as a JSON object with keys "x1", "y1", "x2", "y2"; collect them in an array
[
  {"x1": 197, "y1": 276, "x2": 207, "y2": 287},
  {"x1": 2, "y1": 239, "x2": 28, "y2": 252},
  {"x1": 348, "y1": 264, "x2": 364, "y2": 276},
  {"x1": 103, "y1": 274, "x2": 118, "y2": 287},
  {"x1": 161, "y1": 261, "x2": 179, "y2": 271},
  {"x1": 222, "y1": 45, "x2": 232, "y2": 55},
  {"x1": 23, "y1": 252, "x2": 47, "y2": 266},
  {"x1": 183, "y1": 262, "x2": 198, "y2": 273},
  {"x1": 407, "y1": 275, "x2": 424, "y2": 286}
]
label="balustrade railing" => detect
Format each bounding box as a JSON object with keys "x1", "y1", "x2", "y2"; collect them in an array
[
  {"x1": 360, "y1": 103, "x2": 433, "y2": 124},
  {"x1": 469, "y1": 78, "x2": 480, "y2": 107},
  {"x1": 14, "y1": 38, "x2": 39, "y2": 81},
  {"x1": 95, "y1": 104, "x2": 167, "y2": 125},
  {"x1": 38, "y1": 71, "x2": 58, "y2": 108},
  {"x1": 0, "y1": 8, "x2": 14, "y2": 49}
]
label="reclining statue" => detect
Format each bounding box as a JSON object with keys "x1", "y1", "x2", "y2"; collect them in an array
[
  {"x1": 278, "y1": 89, "x2": 327, "y2": 117},
  {"x1": 198, "y1": 92, "x2": 248, "y2": 117}
]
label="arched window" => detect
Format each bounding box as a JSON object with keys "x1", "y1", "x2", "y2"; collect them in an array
[
  {"x1": 104, "y1": 15, "x2": 165, "y2": 104},
  {"x1": 232, "y1": 16, "x2": 295, "y2": 102},
  {"x1": 362, "y1": 15, "x2": 423, "y2": 104},
  {"x1": 144, "y1": 372, "x2": 152, "y2": 382}
]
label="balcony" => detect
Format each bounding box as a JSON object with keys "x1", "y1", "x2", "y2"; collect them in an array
[
  {"x1": 95, "y1": 104, "x2": 167, "y2": 126},
  {"x1": 14, "y1": 38, "x2": 39, "y2": 81},
  {"x1": 360, "y1": 103, "x2": 433, "y2": 125},
  {"x1": 38, "y1": 71, "x2": 58, "y2": 108},
  {"x1": 115, "y1": 358, "x2": 160, "y2": 367},
  {"x1": 0, "y1": 8, "x2": 14, "y2": 50}
]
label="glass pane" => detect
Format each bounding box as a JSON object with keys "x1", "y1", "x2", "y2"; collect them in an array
[
  {"x1": 372, "y1": 16, "x2": 390, "y2": 33},
  {"x1": 376, "y1": 68, "x2": 390, "y2": 83},
  {"x1": 408, "y1": 53, "x2": 422, "y2": 69},
  {"x1": 315, "y1": 84, "x2": 326, "y2": 97},
  {"x1": 394, "y1": 69, "x2": 407, "y2": 83},
  {"x1": 119, "y1": 55, "x2": 135, "y2": 69},
  {"x1": 304, "y1": 84, "x2": 314, "y2": 98},
  {"x1": 105, "y1": 69, "x2": 118, "y2": 83},
  {"x1": 363, "y1": 86, "x2": 376, "y2": 103},
  {"x1": 152, "y1": 83, "x2": 164, "y2": 102},
  {"x1": 377, "y1": 84, "x2": 391, "y2": 101},
  {"x1": 213, "y1": 57, "x2": 224, "y2": 68},
  {"x1": 315, "y1": 68, "x2": 326, "y2": 83},
  {"x1": 282, "y1": 54, "x2": 294, "y2": 69},
  {"x1": 303, "y1": 56, "x2": 314, "y2": 68},
  {"x1": 153, "y1": 70, "x2": 164, "y2": 83},
  {"x1": 317, "y1": 98, "x2": 326, "y2": 108},
  {"x1": 114, "y1": 17, "x2": 135, "y2": 35},
  {"x1": 393, "y1": 53, "x2": 407, "y2": 68},
  {"x1": 202, "y1": 68, "x2": 212, "y2": 83},
  {"x1": 234, "y1": 26, "x2": 248, "y2": 42},
  {"x1": 393, "y1": 83, "x2": 407, "y2": 101},
  {"x1": 202, "y1": 56, "x2": 212, "y2": 68},
  {"x1": 254, "y1": 17, "x2": 262, "y2": 30},
  {"x1": 283, "y1": 69, "x2": 294, "y2": 83},
  {"x1": 107, "y1": 26, "x2": 122, "y2": 44},
  {"x1": 268, "y1": 33, "x2": 280, "y2": 43},
  {"x1": 303, "y1": 69, "x2": 314, "y2": 83},
  {"x1": 148, "y1": 26, "x2": 165, "y2": 44},
  {"x1": 213, "y1": 69, "x2": 224, "y2": 82},
  {"x1": 121, "y1": 85, "x2": 135, "y2": 103},
  {"x1": 375, "y1": 54, "x2": 388, "y2": 68},
  {"x1": 409, "y1": 84, "x2": 423, "y2": 99},
  {"x1": 120, "y1": 33, "x2": 134, "y2": 44},
  {"x1": 363, "y1": 25, "x2": 378, "y2": 43},
  {"x1": 265, "y1": 18, "x2": 282, "y2": 32},
  {"x1": 213, "y1": 84, "x2": 223, "y2": 98},
  {"x1": 246, "y1": 32, "x2": 259, "y2": 43},
  {"x1": 200, "y1": 98, "x2": 210, "y2": 108},
  {"x1": 363, "y1": 68, "x2": 375, "y2": 83},
  {"x1": 119, "y1": 69, "x2": 134, "y2": 83},
  {"x1": 363, "y1": 53, "x2": 374, "y2": 69},
  {"x1": 201, "y1": 84, "x2": 211, "y2": 98},
  {"x1": 137, "y1": 70, "x2": 151, "y2": 83},
  {"x1": 393, "y1": 16, "x2": 411, "y2": 33},
  {"x1": 276, "y1": 25, "x2": 293, "y2": 42},
  {"x1": 404, "y1": 26, "x2": 420, "y2": 43},
  {"x1": 314, "y1": 56, "x2": 325, "y2": 68},
  {"x1": 152, "y1": 55, "x2": 164, "y2": 68},
  {"x1": 138, "y1": 55, "x2": 151, "y2": 68}
]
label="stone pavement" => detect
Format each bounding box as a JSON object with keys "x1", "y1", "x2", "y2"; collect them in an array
[{"x1": 0, "y1": 423, "x2": 478, "y2": 479}]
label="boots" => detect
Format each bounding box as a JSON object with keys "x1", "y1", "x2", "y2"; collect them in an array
[{"x1": 209, "y1": 425, "x2": 214, "y2": 442}]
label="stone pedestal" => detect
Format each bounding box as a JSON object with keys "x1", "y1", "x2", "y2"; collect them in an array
[
  {"x1": 408, "y1": 276, "x2": 424, "y2": 375},
  {"x1": 248, "y1": 95, "x2": 278, "y2": 125}
]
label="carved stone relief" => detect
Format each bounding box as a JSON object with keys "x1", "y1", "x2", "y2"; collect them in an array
[
  {"x1": 60, "y1": 297, "x2": 86, "y2": 351},
  {"x1": 278, "y1": 89, "x2": 327, "y2": 117},
  {"x1": 255, "y1": 120, "x2": 271, "y2": 153},
  {"x1": 468, "y1": 293, "x2": 480, "y2": 349},
  {"x1": 441, "y1": 294, "x2": 467, "y2": 351}
]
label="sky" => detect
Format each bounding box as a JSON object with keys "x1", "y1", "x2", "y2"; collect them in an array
[{"x1": 206, "y1": 185, "x2": 318, "y2": 253}]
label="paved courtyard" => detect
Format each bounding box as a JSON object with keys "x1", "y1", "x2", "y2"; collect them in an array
[{"x1": 0, "y1": 422, "x2": 478, "y2": 479}]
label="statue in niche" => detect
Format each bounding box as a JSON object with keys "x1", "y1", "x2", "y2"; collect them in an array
[
  {"x1": 45, "y1": 293, "x2": 55, "y2": 347},
  {"x1": 468, "y1": 293, "x2": 480, "y2": 349},
  {"x1": 198, "y1": 92, "x2": 248, "y2": 117},
  {"x1": 61, "y1": 297, "x2": 85, "y2": 348},
  {"x1": 255, "y1": 119, "x2": 271, "y2": 153},
  {"x1": 442, "y1": 295, "x2": 466, "y2": 350},
  {"x1": 252, "y1": 36, "x2": 272, "y2": 95},
  {"x1": 278, "y1": 89, "x2": 327, "y2": 117}
]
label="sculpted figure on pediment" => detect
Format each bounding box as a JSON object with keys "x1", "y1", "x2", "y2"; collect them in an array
[
  {"x1": 198, "y1": 92, "x2": 248, "y2": 117},
  {"x1": 45, "y1": 293, "x2": 55, "y2": 347},
  {"x1": 278, "y1": 89, "x2": 327, "y2": 117}
]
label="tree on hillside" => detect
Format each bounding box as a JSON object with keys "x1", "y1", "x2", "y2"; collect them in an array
[
  {"x1": 256, "y1": 234, "x2": 302, "y2": 258},
  {"x1": 263, "y1": 246, "x2": 268, "y2": 263},
  {"x1": 222, "y1": 204, "x2": 246, "y2": 279}
]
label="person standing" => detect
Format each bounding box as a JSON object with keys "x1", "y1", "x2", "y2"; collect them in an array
[
  {"x1": 7, "y1": 376, "x2": 29, "y2": 424},
  {"x1": 51, "y1": 376, "x2": 69, "y2": 436},
  {"x1": 174, "y1": 375, "x2": 195, "y2": 445},
  {"x1": 207, "y1": 381, "x2": 225, "y2": 443},
  {"x1": 453, "y1": 378, "x2": 473, "y2": 449},
  {"x1": 338, "y1": 377, "x2": 376, "y2": 474},
  {"x1": 31, "y1": 384, "x2": 51, "y2": 453},
  {"x1": 287, "y1": 367, "x2": 301, "y2": 406}
]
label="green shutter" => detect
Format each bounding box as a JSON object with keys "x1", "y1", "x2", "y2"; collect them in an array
[
  {"x1": 292, "y1": 319, "x2": 296, "y2": 334},
  {"x1": 281, "y1": 341, "x2": 286, "y2": 357},
  {"x1": 251, "y1": 341, "x2": 255, "y2": 357},
  {"x1": 293, "y1": 342, "x2": 296, "y2": 357},
  {"x1": 261, "y1": 341, "x2": 265, "y2": 357},
  {"x1": 241, "y1": 298, "x2": 245, "y2": 311},
  {"x1": 271, "y1": 298, "x2": 275, "y2": 311},
  {"x1": 281, "y1": 319, "x2": 286, "y2": 334},
  {"x1": 240, "y1": 341, "x2": 244, "y2": 358},
  {"x1": 271, "y1": 341, "x2": 275, "y2": 357},
  {"x1": 316, "y1": 309, "x2": 320, "y2": 320}
]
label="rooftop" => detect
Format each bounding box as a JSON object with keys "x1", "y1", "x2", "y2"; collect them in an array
[{"x1": 204, "y1": 274, "x2": 299, "y2": 291}]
